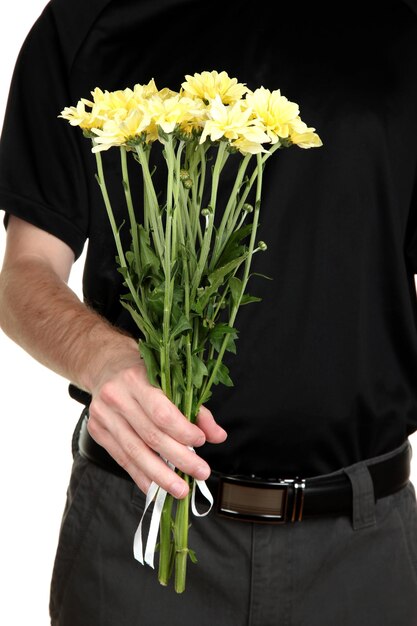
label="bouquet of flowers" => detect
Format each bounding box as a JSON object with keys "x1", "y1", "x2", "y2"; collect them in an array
[{"x1": 60, "y1": 70, "x2": 322, "y2": 592}]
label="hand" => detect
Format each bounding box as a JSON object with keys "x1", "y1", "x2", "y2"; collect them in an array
[{"x1": 87, "y1": 342, "x2": 227, "y2": 498}]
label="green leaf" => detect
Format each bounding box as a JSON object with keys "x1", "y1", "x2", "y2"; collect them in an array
[
  {"x1": 117, "y1": 266, "x2": 129, "y2": 280},
  {"x1": 229, "y1": 276, "x2": 243, "y2": 307},
  {"x1": 171, "y1": 314, "x2": 192, "y2": 339},
  {"x1": 198, "y1": 388, "x2": 212, "y2": 405},
  {"x1": 139, "y1": 340, "x2": 161, "y2": 388},
  {"x1": 209, "y1": 323, "x2": 238, "y2": 339},
  {"x1": 120, "y1": 300, "x2": 147, "y2": 337},
  {"x1": 145, "y1": 281, "x2": 165, "y2": 318},
  {"x1": 208, "y1": 360, "x2": 234, "y2": 387},
  {"x1": 120, "y1": 292, "x2": 134, "y2": 303},
  {"x1": 125, "y1": 250, "x2": 139, "y2": 276},
  {"x1": 192, "y1": 254, "x2": 247, "y2": 314},
  {"x1": 120, "y1": 301, "x2": 160, "y2": 347},
  {"x1": 188, "y1": 549, "x2": 198, "y2": 564},
  {"x1": 225, "y1": 337, "x2": 237, "y2": 354},
  {"x1": 249, "y1": 272, "x2": 273, "y2": 281},
  {"x1": 240, "y1": 294, "x2": 262, "y2": 305},
  {"x1": 171, "y1": 360, "x2": 185, "y2": 392},
  {"x1": 209, "y1": 323, "x2": 238, "y2": 353},
  {"x1": 191, "y1": 355, "x2": 208, "y2": 389},
  {"x1": 216, "y1": 223, "x2": 252, "y2": 268},
  {"x1": 138, "y1": 225, "x2": 160, "y2": 276}
]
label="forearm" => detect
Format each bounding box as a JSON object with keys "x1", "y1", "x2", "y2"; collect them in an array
[
  {"x1": 0, "y1": 252, "x2": 226, "y2": 498},
  {"x1": 0, "y1": 256, "x2": 138, "y2": 392}
]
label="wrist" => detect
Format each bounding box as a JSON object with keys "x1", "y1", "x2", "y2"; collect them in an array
[{"x1": 78, "y1": 324, "x2": 140, "y2": 393}]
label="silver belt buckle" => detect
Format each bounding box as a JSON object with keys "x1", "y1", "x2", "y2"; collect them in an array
[{"x1": 217, "y1": 475, "x2": 306, "y2": 524}]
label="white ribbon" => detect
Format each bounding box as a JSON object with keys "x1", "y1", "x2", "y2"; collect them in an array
[{"x1": 133, "y1": 453, "x2": 213, "y2": 568}]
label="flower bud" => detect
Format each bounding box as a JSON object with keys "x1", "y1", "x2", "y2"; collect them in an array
[
  {"x1": 201, "y1": 208, "x2": 210, "y2": 217},
  {"x1": 258, "y1": 241, "x2": 267, "y2": 251},
  {"x1": 180, "y1": 169, "x2": 190, "y2": 181},
  {"x1": 243, "y1": 203, "x2": 253, "y2": 213},
  {"x1": 183, "y1": 178, "x2": 193, "y2": 189}
]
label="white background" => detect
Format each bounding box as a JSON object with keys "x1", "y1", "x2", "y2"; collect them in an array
[{"x1": 0, "y1": 2, "x2": 417, "y2": 625}]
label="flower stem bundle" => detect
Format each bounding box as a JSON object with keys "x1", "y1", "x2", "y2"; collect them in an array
[{"x1": 60, "y1": 70, "x2": 322, "y2": 593}]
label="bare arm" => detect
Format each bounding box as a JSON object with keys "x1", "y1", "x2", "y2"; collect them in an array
[{"x1": 0, "y1": 216, "x2": 226, "y2": 496}]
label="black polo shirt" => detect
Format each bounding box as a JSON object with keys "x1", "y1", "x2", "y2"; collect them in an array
[{"x1": 1, "y1": 0, "x2": 417, "y2": 477}]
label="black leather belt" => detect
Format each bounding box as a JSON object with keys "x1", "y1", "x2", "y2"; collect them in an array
[{"x1": 75, "y1": 409, "x2": 411, "y2": 524}]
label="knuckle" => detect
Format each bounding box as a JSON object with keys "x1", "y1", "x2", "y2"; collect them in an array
[
  {"x1": 151, "y1": 470, "x2": 177, "y2": 494},
  {"x1": 186, "y1": 426, "x2": 205, "y2": 447},
  {"x1": 99, "y1": 381, "x2": 119, "y2": 406},
  {"x1": 124, "y1": 439, "x2": 143, "y2": 462},
  {"x1": 136, "y1": 477, "x2": 151, "y2": 496},
  {"x1": 143, "y1": 427, "x2": 162, "y2": 450},
  {"x1": 88, "y1": 398, "x2": 100, "y2": 420},
  {"x1": 121, "y1": 366, "x2": 139, "y2": 387},
  {"x1": 86, "y1": 414, "x2": 102, "y2": 439},
  {"x1": 114, "y1": 452, "x2": 131, "y2": 472},
  {"x1": 151, "y1": 405, "x2": 172, "y2": 429}
]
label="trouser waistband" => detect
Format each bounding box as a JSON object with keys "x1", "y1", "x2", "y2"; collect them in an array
[{"x1": 74, "y1": 409, "x2": 412, "y2": 525}]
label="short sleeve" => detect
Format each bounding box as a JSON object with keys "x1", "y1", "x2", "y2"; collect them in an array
[{"x1": 0, "y1": 4, "x2": 89, "y2": 260}]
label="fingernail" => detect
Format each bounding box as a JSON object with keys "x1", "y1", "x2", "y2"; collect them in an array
[
  {"x1": 195, "y1": 465, "x2": 210, "y2": 480},
  {"x1": 171, "y1": 481, "x2": 187, "y2": 498}
]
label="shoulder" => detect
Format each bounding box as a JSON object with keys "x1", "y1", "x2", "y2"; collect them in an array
[{"x1": 26, "y1": 0, "x2": 114, "y2": 70}]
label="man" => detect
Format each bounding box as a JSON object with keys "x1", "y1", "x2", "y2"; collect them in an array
[{"x1": 1, "y1": 0, "x2": 417, "y2": 624}]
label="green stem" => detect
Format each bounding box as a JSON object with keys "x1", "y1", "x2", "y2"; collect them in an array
[
  {"x1": 95, "y1": 152, "x2": 149, "y2": 320},
  {"x1": 158, "y1": 494, "x2": 174, "y2": 586},
  {"x1": 179, "y1": 185, "x2": 196, "y2": 266},
  {"x1": 142, "y1": 148, "x2": 150, "y2": 232},
  {"x1": 174, "y1": 476, "x2": 191, "y2": 594},
  {"x1": 190, "y1": 142, "x2": 228, "y2": 302},
  {"x1": 217, "y1": 144, "x2": 280, "y2": 263},
  {"x1": 95, "y1": 152, "x2": 155, "y2": 336},
  {"x1": 193, "y1": 143, "x2": 207, "y2": 248},
  {"x1": 184, "y1": 332, "x2": 194, "y2": 420},
  {"x1": 120, "y1": 147, "x2": 140, "y2": 270},
  {"x1": 135, "y1": 144, "x2": 164, "y2": 260},
  {"x1": 197, "y1": 153, "x2": 264, "y2": 408},
  {"x1": 172, "y1": 140, "x2": 185, "y2": 265},
  {"x1": 160, "y1": 137, "x2": 176, "y2": 400},
  {"x1": 210, "y1": 153, "x2": 251, "y2": 270}
]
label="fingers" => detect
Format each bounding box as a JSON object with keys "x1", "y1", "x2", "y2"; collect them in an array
[
  {"x1": 87, "y1": 418, "x2": 152, "y2": 495},
  {"x1": 88, "y1": 391, "x2": 211, "y2": 498},
  {"x1": 87, "y1": 361, "x2": 227, "y2": 500},
  {"x1": 93, "y1": 421, "x2": 190, "y2": 498},
  {"x1": 99, "y1": 370, "x2": 206, "y2": 448},
  {"x1": 196, "y1": 405, "x2": 228, "y2": 444}
]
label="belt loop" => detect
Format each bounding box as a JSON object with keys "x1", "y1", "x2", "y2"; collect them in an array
[{"x1": 343, "y1": 462, "x2": 376, "y2": 530}]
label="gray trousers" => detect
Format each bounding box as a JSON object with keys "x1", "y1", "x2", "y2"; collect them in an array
[{"x1": 50, "y1": 441, "x2": 417, "y2": 626}]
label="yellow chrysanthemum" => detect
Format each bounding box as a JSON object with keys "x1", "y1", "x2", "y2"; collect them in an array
[
  {"x1": 145, "y1": 94, "x2": 205, "y2": 136},
  {"x1": 133, "y1": 79, "x2": 159, "y2": 101},
  {"x1": 182, "y1": 70, "x2": 247, "y2": 105},
  {"x1": 231, "y1": 135, "x2": 269, "y2": 155},
  {"x1": 289, "y1": 118, "x2": 323, "y2": 148},
  {"x1": 91, "y1": 108, "x2": 151, "y2": 152},
  {"x1": 244, "y1": 87, "x2": 300, "y2": 143},
  {"x1": 58, "y1": 100, "x2": 104, "y2": 130},
  {"x1": 200, "y1": 96, "x2": 270, "y2": 154},
  {"x1": 84, "y1": 87, "x2": 137, "y2": 123},
  {"x1": 157, "y1": 87, "x2": 180, "y2": 101}
]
